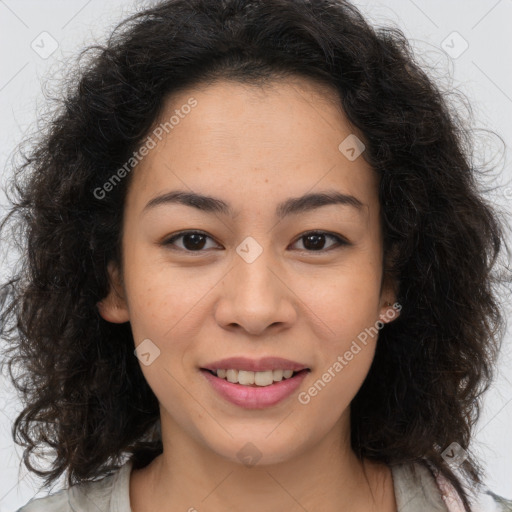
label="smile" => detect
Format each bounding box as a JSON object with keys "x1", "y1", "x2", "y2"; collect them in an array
[
  {"x1": 200, "y1": 368, "x2": 310, "y2": 409},
  {"x1": 207, "y1": 368, "x2": 299, "y2": 386}
]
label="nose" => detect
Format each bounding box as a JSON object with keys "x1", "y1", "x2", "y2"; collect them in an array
[{"x1": 214, "y1": 245, "x2": 297, "y2": 336}]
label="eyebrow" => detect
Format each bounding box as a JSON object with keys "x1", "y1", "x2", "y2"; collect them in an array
[{"x1": 142, "y1": 189, "x2": 365, "y2": 219}]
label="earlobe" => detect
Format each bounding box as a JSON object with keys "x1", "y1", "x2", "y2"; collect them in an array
[
  {"x1": 96, "y1": 296, "x2": 130, "y2": 323},
  {"x1": 379, "y1": 247, "x2": 401, "y2": 324},
  {"x1": 96, "y1": 261, "x2": 130, "y2": 323},
  {"x1": 378, "y1": 280, "x2": 400, "y2": 325},
  {"x1": 379, "y1": 300, "x2": 401, "y2": 324}
]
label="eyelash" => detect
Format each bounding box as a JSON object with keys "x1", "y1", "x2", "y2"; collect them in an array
[{"x1": 161, "y1": 230, "x2": 349, "y2": 254}]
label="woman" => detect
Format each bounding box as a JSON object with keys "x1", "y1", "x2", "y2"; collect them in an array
[{"x1": 1, "y1": 0, "x2": 511, "y2": 510}]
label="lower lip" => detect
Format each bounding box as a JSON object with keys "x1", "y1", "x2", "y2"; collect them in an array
[{"x1": 200, "y1": 369, "x2": 309, "y2": 409}]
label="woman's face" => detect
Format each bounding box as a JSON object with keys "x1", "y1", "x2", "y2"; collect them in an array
[{"x1": 98, "y1": 76, "x2": 398, "y2": 465}]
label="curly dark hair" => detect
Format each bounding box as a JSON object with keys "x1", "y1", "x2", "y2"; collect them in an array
[{"x1": 0, "y1": 0, "x2": 510, "y2": 510}]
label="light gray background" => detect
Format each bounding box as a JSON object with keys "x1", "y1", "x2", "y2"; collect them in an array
[{"x1": 0, "y1": 0, "x2": 511, "y2": 510}]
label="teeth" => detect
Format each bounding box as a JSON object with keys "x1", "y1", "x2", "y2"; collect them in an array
[
  {"x1": 212, "y1": 369, "x2": 299, "y2": 386},
  {"x1": 238, "y1": 370, "x2": 255, "y2": 385},
  {"x1": 226, "y1": 369, "x2": 238, "y2": 383},
  {"x1": 273, "y1": 369, "x2": 283, "y2": 381},
  {"x1": 255, "y1": 370, "x2": 273, "y2": 386}
]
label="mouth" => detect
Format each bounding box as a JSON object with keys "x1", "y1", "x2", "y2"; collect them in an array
[
  {"x1": 201, "y1": 368, "x2": 310, "y2": 387},
  {"x1": 199, "y1": 367, "x2": 311, "y2": 409}
]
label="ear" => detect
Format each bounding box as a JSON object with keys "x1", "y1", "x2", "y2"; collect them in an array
[
  {"x1": 378, "y1": 297, "x2": 401, "y2": 324},
  {"x1": 96, "y1": 260, "x2": 130, "y2": 323},
  {"x1": 378, "y1": 244, "x2": 401, "y2": 324}
]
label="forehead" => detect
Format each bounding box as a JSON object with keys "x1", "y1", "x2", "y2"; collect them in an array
[{"x1": 126, "y1": 77, "x2": 378, "y2": 215}]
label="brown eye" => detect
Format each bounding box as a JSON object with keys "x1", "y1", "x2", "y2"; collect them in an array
[
  {"x1": 291, "y1": 231, "x2": 348, "y2": 252},
  {"x1": 162, "y1": 229, "x2": 349, "y2": 254},
  {"x1": 163, "y1": 231, "x2": 219, "y2": 252}
]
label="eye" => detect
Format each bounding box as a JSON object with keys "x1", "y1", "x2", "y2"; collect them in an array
[
  {"x1": 161, "y1": 230, "x2": 349, "y2": 253},
  {"x1": 162, "y1": 230, "x2": 220, "y2": 252},
  {"x1": 290, "y1": 231, "x2": 349, "y2": 252}
]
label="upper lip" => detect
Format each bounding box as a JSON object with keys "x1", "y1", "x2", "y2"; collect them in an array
[{"x1": 201, "y1": 356, "x2": 310, "y2": 372}]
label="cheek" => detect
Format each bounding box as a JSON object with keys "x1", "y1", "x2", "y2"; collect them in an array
[
  {"x1": 298, "y1": 258, "x2": 382, "y2": 337},
  {"x1": 296, "y1": 250, "x2": 382, "y2": 407},
  {"x1": 297, "y1": 324, "x2": 378, "y2": 426},
  {"x1": 123, "y1": 254, "x2": 218, "y2": 341}
]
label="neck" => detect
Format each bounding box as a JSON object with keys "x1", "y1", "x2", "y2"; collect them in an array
[{"x1": 130, "y1": 411, "x2": 396, "y2": 512}]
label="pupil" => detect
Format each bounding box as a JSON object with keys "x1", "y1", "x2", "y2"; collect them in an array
[
  {"x1": 304, "y1": 233, "x2": 325, "y2": 250},
  {"x1": 184, "y1": 234, "x2": 206, "y2": 250}
]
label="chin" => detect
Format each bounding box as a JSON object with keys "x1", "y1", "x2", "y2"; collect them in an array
[{"x1": 206, "y1": 432, "x2": 311, "y2": 468}]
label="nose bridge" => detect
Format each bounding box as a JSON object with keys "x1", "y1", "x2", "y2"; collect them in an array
[
  {"x1": 233, "y1": 235, "x2": 281, "y2": 305},
  {"x1": 216, "y1": 235, "x2": 294, "y2": 334}
]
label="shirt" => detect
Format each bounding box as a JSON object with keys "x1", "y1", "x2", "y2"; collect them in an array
[{"x1": 14, "y1": 458, "x2": 512, "y2": 512}]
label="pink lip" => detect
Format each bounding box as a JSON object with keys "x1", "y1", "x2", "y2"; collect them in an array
[
  {"x1": 201, "y1": 369, "x2": 309, "y2": 409},
  {"x1": 201, "y1": 356, "x2": 309, "y2": 372}
]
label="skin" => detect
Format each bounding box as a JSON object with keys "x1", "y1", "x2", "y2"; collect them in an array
[{"x1": 97, "y1": 76, "x2": 400, "y2": 512}]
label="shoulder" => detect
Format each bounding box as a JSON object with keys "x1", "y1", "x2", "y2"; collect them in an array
[
  {"x1": 14, "y1": 488, "x2": 70, "y2": 512},
  {"x1": 15, "y1": 460, "x2": 133, "y2": 512},
  {"x1": 391, "y1": 460, "x2": 449, "y2": 511},
  {"x1": 431, "y1": 463, "x2": 512, "y2": 512},
  {"x1": 391, "y1": 460, "x2": 512, "y2": 512}
]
